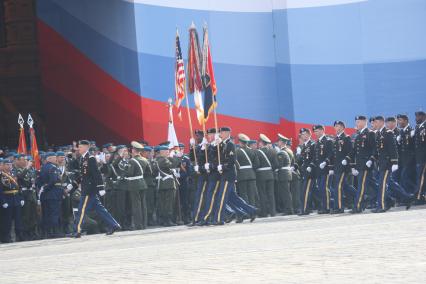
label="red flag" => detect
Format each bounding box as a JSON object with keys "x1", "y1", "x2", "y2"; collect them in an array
[
  {"x1": 202, "y1": 25, "x2": 217, "y2": 122},
  {"x1": 174, "y1": 29, "x2": 186, "y2": 120},
  {"x1": 17, "y1": 114, "x2": 27, "y2": 154},
  {"x1": 27, "y1": 114, "x2": 40, "y2": 170}
]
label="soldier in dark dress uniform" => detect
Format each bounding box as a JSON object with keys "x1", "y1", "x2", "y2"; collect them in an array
[
  {"x1": 298, "y1": 128, "x2": 316, "y2": 215},
  {"x1": 414, "y1": 111, "x2": 426, "y2": 201},
  {"x1": 396, "y1": 114, "x2": 416, "y2": 194}
]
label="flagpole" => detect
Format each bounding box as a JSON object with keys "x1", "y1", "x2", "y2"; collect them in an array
[{"x1": 183, "y1": 83, "x2": 198, "y2": 166}]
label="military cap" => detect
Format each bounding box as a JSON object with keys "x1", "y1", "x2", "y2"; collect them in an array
[
  {"x1": 333, "y1": 120, "x2": 346, "y2": 128},
  {"x1": 102, "y1": 143, "x2": 113, "y2": 148},
  {"x1": 45, "y1": 152, "x2": 56, "y2": 158},
  {"x1": 26, "y1": 156, "x2": 33, "y2": 161},
  {"x1": 131, "y1": 141, "x2": 144, "y2": 150},
  {"x1": 178, "y1": 143, "x2": 185, "y2": 148},
  {"x1": 207, "y1": 128, "x2": 217, "y2": 134},
  {"x1": 157, "y1": 145, "x2": 169, "y2": 151},
  {"x1": 312, "y1": 125, "x2": 324, "y2": 131},
  {"x1": 116, "y1": 145, "x2": 127, "y2": 150},
  {"x1": 219, "y1": 126, "x2": 231, "y2": 132},
  {"x1": 397, "y1": 114, "x2": 408, "y2": 120},
  {"x1": 238, "y1": 133, "x2": 250, "y2": 143},
  {"x1": 90, "y1": 141, "x2": 96, "y2": 145},
  {"x1": 3, "y1": 159, "x2": 12, "y2": 164},
  {"x1": 142, "y1": 146, "x2": 153, "y2": 152},
  {"x1": 299, "y1": 128, "x2": 310, "y2": 134},
  {"x1": 14, "y1": 153, "x2": 24, "y2": 159},
  {"x1": 0, "y1": 158, "x2": 4, "y2": 163},
  {"x1": 56, "y1": 151, "x2": 65, "y2": 157},
  {"x1": 194, "y1": 129, "x2": 204, "y2": 136},
  {"x1": 139, "y1": 140, "x2": 149, "y2": 146},
  {"x1": 259, "y1": 133, "x2": 271, "y2": 144},
  {"x1": 415, "y1": 110, "x2": 425, "y2": 116},
  {"x1": 79, "y1": 140, "x2": 90, "y2": 146},
  {"x1": 375, "y1": 115, "x2": 385, "y2": 121},
  {"x1": 247, "y1": 140, "x2": 257, "y2": 145},
  {"x1": 385, "y1": 116, "x2": 396, "y2": 122},
  {"x1": 277, "y1": 133, "x2": 290, "y2": 143},
  {"x1": 159, "y1": 141, "x2": 170, "y2": 146},
  {"x1": 355, "y1": 115, "x2": 367, "y2": 121}
]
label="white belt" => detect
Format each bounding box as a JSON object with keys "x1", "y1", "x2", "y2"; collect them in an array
[
  {"x1": 257, "y1": 167, "x2": 272, "y2": 171},
  {"x1": 125, "y1": 175, "x2": 144, "y2": 181},
  {"x1": 156, "y1": 175, "x2": 174, "y2": 181},
  {"x1": 239, "y1": 165, "x2": 252, "y2": 169},
  {"x1": 280, "y1": 166, "x2": 291, "y2": 170},
  {"x1": 21, "y1": 187, "x2": 28, "y2": 191}
]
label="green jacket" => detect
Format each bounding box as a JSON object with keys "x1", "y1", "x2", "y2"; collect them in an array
[
  {"x1": 277, "y1": 148, "x2": 292, "y2": 182},
  {"x1": 154, "y1": 156, "x2": 177, "y2": 190},
  {"x1": 255, "y1": 147, "x2": 278, "y2": 181},
  {"x1": 284, "y1": 147, "x2": 300, "y2": 180},
  {"x1": 236, "y1": 146, "x2": 259, "y2": 181},
  {"x1": 125, "y1": 156, "x2": 148, "y2": 191},
  {"x1": 144, "y1": 159, "x2": 156, "y2": 187}
]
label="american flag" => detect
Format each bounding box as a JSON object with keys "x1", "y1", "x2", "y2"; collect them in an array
[{"x1": 175, "y1": 30, "x2": 186, "y2": 120}]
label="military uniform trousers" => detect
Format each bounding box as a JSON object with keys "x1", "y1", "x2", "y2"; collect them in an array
[
  {"x1": 21, "y1": 190, "x2": 38, "y2": 237},
  {"x1": 1, "y1": 193, "x2": 23, "y2": 242},
  {"x1": 256, "y1": 179, "x2": 276, "y2": 217},
  {"x1": 300, "y1": 176, "x2": 315, "y2": 214},
  {"x1": 290, "y1": 175, "x2": 301, "y2": 213},
  {"x1": 226, "y1": 187, "x2": 257, "y2": 218},
  {"x1": 332, "y1": 170, "x2": 356, "y2": 210},
  {"x1": 237, "y1": 180, "x2": 258, "y2": 207},
  {"x1": 199, "y1": 173, "x2": 221, "y2": 223},
  {"x1": 157, "y1": 188, "x2": 175, "y2": 224},
  {"x1": 416, "y1": 163, "x2": 426, "y2": 200},
  {"x1": 127, "y1": 190, "x2": 147, "y2": 230},
  {"x1": 73, "y1": 193, "x2": 119, "y2": 234},
  {"x1": 145, "y1": 185, "x2": 157, "y2": 224},
  {"x1": 276, "y1": 179, "x2": 293, "y2": 214},
  {"x1": 41, "y1": 188, "x2": 63, "y2": 232},
  {"x1": 192, "y1": 174, "x2": 208, "y2": 223},
  {"x1": 178, "y1": 178, "x2": 191, "y2": 223},
  {"x1": 213, "y1": 177, "x2": 235, "y2": 224},
  {"x1": 398, "y1": 162, "x2": 416, "y2": 194},
  {"x1": 353, "y1": 169, "x2": 373, "y2": 211}
]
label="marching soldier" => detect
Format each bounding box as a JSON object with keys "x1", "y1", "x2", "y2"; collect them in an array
[
  {"x1": 124, "y1": 141, "x2": 149, "y2": 230},
  {"x1": 256, "y1": 134, "x2": 278, "y2": 217},
  {"x1": 0, "y1": 159, "x2": 24, "y2": 242},
  {"x1": 276, "y1": 134, "x2": 293, "y2": 215},
  {"x1": 414, "y1": 111, "x2": 426, "y2": 201},
  {"x1": 298, "y1": 128, "x2": 316, "y2": 215},
  {"x1": 396, "y1": 114, "x2": 416, "y2": 194},
  {"x1": 154, "y1": 145, "x2": 178, "y2": 226},
  {"x1": 236, "y1": 133, "x2": 259, "y2": 208},
  {"x1": 56, "y1": 151, "x2": 76, "y2": 234},
  {"x1": 283, "y1": 138, "x2": 300, "y2": 214},
  {"x1": 71, "y1": 140, "x2": 121, "y2": 238},
  {"x1": 333, "y1": 121, "x2": 356, "y2": 214},
  {"x1": 177, "y1": 143, "x2": 193, "y2": 224},
  {"x1": 141, "y1": 146, "x2": 156, "y2": 226}
]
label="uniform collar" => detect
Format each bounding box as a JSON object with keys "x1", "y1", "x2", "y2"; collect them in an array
[
  {"x1": 82, "y1": 151, "x2": 89, "y2": 158},
  {"x1": 359, "y1": 127, "x2": 367, "y2": 134},
  {"x1": 420, "y1": 120, "x2": 426, "y2": 128},
  {"x1": 379, "y1": 126, "x2": 385, "y2": 133},
  {"x1": 304, "y1": 139, "x2": 311, "y2": 146},
  {"x1": 403, "y1": 124, "x2": 410, "y2": 131},
  {"x1": 318, "y1": 134, "x2": 325, "y2": 142},
  {"x1": 337, "y1": 131, "x2": 344, "y2": 137}
]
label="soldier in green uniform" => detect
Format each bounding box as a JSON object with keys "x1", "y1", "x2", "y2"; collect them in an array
[
  {"x1": 276, "y1": 134, "x2": 294, "y2": 215},
  {"x1": 236, "y1": 133, "x2": 259, "y2": 207},
  {"x1": 154, "y1": 146, "x2": 177, "y2": 226},
  {"x1": 141, "y1": 146, "x2": 156, "y2": 226},
  {"x1": 124, "y1": 141, "x2": 149, "y2": 230},
  {"x1": 15, "y1": 154, "x2": 38, "y2": 240},
  {"x1": 56, "y1": 152, "x2": 75, "y2": 235},
  {"x1": 256, "y1": 134, "x2": 279, "y2": 217}
]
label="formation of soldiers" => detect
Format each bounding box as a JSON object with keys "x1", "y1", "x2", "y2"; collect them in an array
[{"x1": 0, "y1": 110, "x2": 425, "y2": 243}]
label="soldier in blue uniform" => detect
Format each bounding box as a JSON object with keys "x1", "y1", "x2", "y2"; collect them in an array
[
  {"x1": 71, "y1": 140, "x2": 121, "y2": 238},
  {"x1": 0, "y1": 159, "x2": 24, "y2": 242},
  {"x1": 414, "y1": 111, "x2": 426, "y2": 201},
  {"x1": 396, "y1": 114, "x2": 416, "y2": 194},
  {"x1": 312, "y1": 125, "x2": 334, "y2": 214},
  {"x1": 332, "y1": 121, "x2": 356, "y2": 214},
  {"x1": 297, "y1": 128, "x2": 316, "y2": 215}
]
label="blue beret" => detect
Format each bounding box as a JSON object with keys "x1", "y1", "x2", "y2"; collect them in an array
[
  {"x1": 56, "y1": 151, "x2": 65, "y2": 157},
  {"x1": 0, "y1": 158, "x2": 4, "y2": 163},
  {"x1": 45, "y1": 152, "x2": 56, "y2": 158},
  {"x1": 3, "y1": 159, "x2": 12, "y2": 164},
  {"x1": 142, "y1": 146, "x2": 153, "y2": 152},
  {"x1": 79, "y1": 140, "x2": 90, "y2": 146},
  {"x1": 178, "y1": 143, "x2": 185, "y2": 148},
  {"x1": 158, "y1": 145, "x2": 169, "y2": 151},
  {"x1": 116, "y1": 145, "x2": 126, "y2": 150},
  {"x1": 26, "y1": 156, "x2": 33, "y2": 161}
]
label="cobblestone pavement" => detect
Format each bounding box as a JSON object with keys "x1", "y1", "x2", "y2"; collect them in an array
[{"x1": 1, "y1": 206, "x2": 426, "y2": 283}]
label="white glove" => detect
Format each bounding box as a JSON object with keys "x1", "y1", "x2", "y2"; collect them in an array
[
  {"x1": 296, "y1": 147, "x2": 302, "y2": 155},
  {"x1": 2, "y1": 203, "x2": 8, "y2": 209},
  {"x1": 217, "y1": 164, "x2": 223, "y2": 172},
  {"x1": 391, "y1": 164, "x2": 399, "y2": 172},
  {"x1": 290, "y1": 166, "x2": 295, "y2": 171},
  {"x1": 329, "y1": 170, "x2": 334, "y2": 176},
  {"x1": 215, "y1": 137, "x2": 222, "y2": 145},
  {"x1": 410, "y1": 130, "x2": 415, "y2": 137},
  {"x1": 204, "y1": 163, "x2": 210, "y2": 171},
  {"x1": 190, "y1": 138, "x2": 196, "y2": 146},
  {"x1": 20, "y1": 200, "x2": 25, "y2": 207},
  {"x1": 396, "y1": 135, "x2": 401, "y2": 143},
  {"x1": 169, "y1": 151, "x2": 175, "y2": 158},
  {"x1": 194, "y1": 165, "x2": 199, "y2": 172},
  {"x1": 99, "y1": 190, "x2": 106, "y2": 196},
  {"x1": 341, "y1": 159, "x2": 348, "y2": 166},
  {"x1": 307, "y1": 167, "x2": 312, "y2": 173},
  {"x1": 351, "y1": 168, "x2": 359, "y2": 176},
  {"x1": 366, "y1": 160, "x2": 373, "y2": 168},
  {"x1": 66, "y1": 184, "x2": 73, "y2": 190},
  {"x1": 319, "y1": 162, "x2": 326, "y2": 169},
  {"x1": 37, "y1": 200, "x2": 41, "y2": 206}
]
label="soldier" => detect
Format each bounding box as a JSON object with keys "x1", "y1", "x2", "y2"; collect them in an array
[
  {"x1": 333, "y1": 121, "x2": 356, "y2": 214},
  {"x1": 141, "y1": 146, "x2": 156, "y2": 226},
  {"x1": 414, "y1": 111, "x2": 426, "y2": 201},
  {"x1": 283, "y1": 138, "x2": 300, "y2": 214},
  {"x1": 275, "y1": 134, "x2": 293, "y2": 215},
  {"x1": 350, "y1": 116, "x2": 377, "y2": 213},
  {"x1": 236, "y1": 133, "x2": 259, "y2": 208},
  {"x1": 56, "y1": 151, "x2": 75, "y2": 234},
  {"x1": 15, "y1": 154, "x2": 39, "y2": 240},
  {"x1": 396, "y1": 114, "x2": 416, "y2": 194},
  {"x1": 124, "y1": 141, "x2": 149, "y2": 230},
  {"x1": 71, "y1": 140, "x2": 120, "y2": 238},
  {"x1": 372, "y1": 116, "x2": 414, "y2": 212},
  {"x1": 176, "y1": 143, "x2": 193, "y2": 224},
  {"x1": 0, "y1": 159, "x2": 24, "y2": 242},
  {"x1": 154, "y1": 145, "x2": 177, "y2": 226},
  {"x1": 298, "y1": 128, "x2": 316, "y2": 215},
  {"x1": 109, "y1": 145, "x2": 128, "y2": 229},
  {"x1": 256, "y1": 134, "x2": 278, "y2": 217}
]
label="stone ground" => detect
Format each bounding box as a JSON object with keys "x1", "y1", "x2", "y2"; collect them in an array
[{"x1": 1, "y1": 206, "x2": 426, "y2": 283}]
